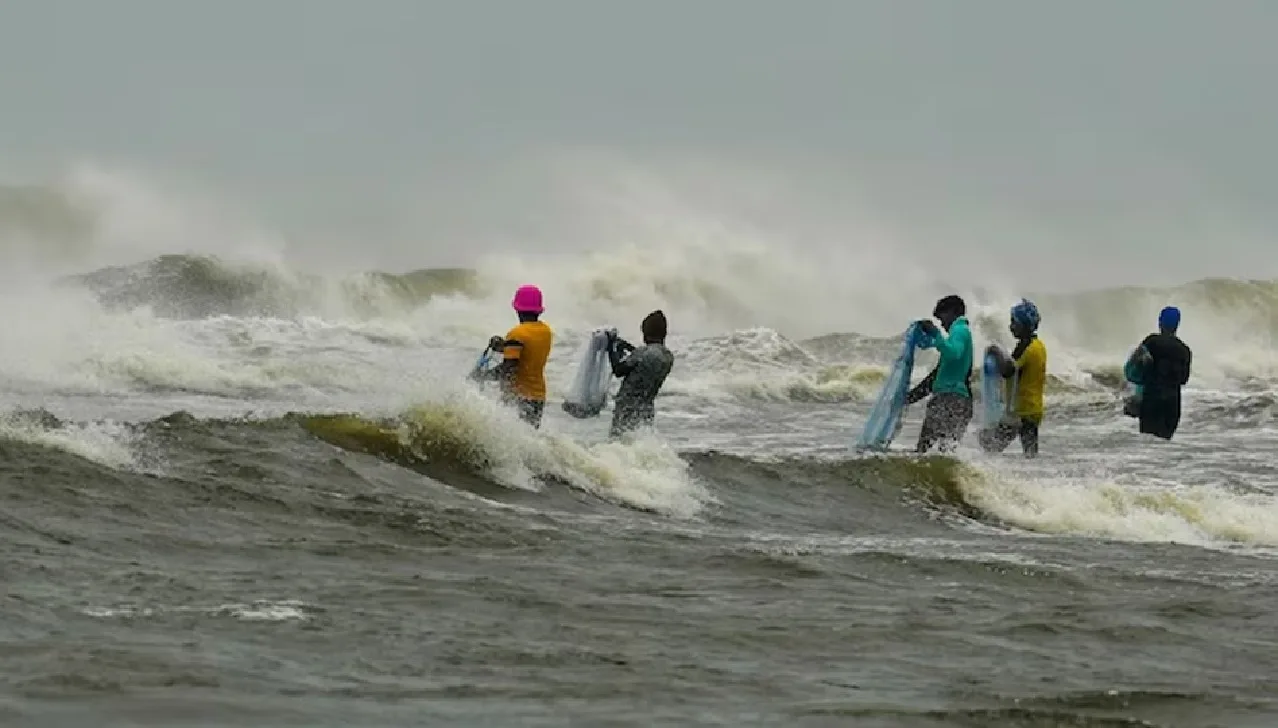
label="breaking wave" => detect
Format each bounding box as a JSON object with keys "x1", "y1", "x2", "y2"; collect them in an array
[
  {"x1": 62, "y1": 254, "x2": 481, "y2": 320},
  {"x1": 7, "y1": 401, "x2": 1275, "y2": 554},
  {"x1": 3, "y1": 164, "x2": 1275, "y2": 396}
]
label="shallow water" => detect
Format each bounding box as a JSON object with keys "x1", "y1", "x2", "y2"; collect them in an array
[{"x1": 2, "y1": 298, "x2": 1276, "y2": 728}]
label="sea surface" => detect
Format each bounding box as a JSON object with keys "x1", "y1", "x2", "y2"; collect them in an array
[{"x1": 2, "y1": 253, "x2": 1278, "y2": 727}]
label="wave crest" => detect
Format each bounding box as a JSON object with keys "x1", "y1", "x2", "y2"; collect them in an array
[
  {"x1": 297, "y1": 395, "x2": 708, "y2": 518},
  {"x1": 62, "y1": 254, "x2": 481, "y2": 320}
]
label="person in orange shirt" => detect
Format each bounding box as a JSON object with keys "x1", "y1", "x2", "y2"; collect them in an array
[{"x1": 473, "y1": 285, "x2": 554, "y2": 428}]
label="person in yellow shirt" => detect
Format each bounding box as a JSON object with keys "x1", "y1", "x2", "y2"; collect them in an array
[
  {"x1": 473, "y1": 284, "x2": 554, "y2": 428},
  {"x1": 979, "y1": 298, "x2": 1046, "y2": 457}
]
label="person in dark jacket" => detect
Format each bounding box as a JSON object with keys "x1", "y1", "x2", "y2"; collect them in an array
[
  {"x1": 1130, "y1": 306, "x2": 1192, "y2": 440},
  {"x1": 605, "y1": 310, "x2": 675, "y2": 438}
]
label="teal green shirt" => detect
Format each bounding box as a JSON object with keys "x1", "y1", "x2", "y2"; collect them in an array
[{"x1": 920, "y1": 316, "x2": 974, "y2": 397}]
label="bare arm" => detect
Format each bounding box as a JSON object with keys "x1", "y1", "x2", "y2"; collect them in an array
[{"x1": 906, "y1": 367, "x2": 937, "y2": 404}]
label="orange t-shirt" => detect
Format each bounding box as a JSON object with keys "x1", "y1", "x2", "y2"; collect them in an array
[{"x1": 502, "y1": 320, "x2": 553, "y2": 401}]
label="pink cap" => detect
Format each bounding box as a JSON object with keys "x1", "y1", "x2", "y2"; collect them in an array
[{"x1": 511, "y1": 284, "x2": 544, "y2": 314}]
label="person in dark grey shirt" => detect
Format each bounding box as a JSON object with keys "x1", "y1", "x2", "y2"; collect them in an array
[{"x1": 605, "y1": 310, "x2": 675, "y2": 437}]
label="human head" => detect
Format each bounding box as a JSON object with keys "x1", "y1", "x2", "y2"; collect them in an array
[
  {"x1": 511, "y1": 284, "x2": 544, "y2": 321},
  {"x1": 1009, "y1": 298, "x2": 1041, "y2": 339},
  {"x1": 641, "y1": 309, "x2": 668, "y2": 344},
  {"x1": 1158, "y1": 305, "x2": 1180, "y2": 333},
  {"x1": 932, "y1": 295, "x2": 966, "y2": 330}
]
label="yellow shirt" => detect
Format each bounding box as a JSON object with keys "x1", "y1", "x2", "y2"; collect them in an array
[
  {"x1": 1008, "y1": 337, "x2": 1047, "y2": 420},
  {"x1": 502, "y1": 321, "x2": 553, "y2": 401}
]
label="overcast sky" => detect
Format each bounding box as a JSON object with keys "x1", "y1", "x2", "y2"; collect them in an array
[{"x1": 2, "y1": 0, "x2": 1275, "y2": 286}]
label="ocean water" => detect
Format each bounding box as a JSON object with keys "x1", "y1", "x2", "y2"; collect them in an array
[{"x1": 2, "y1": 173, "x2": 1278, "y2": 728}]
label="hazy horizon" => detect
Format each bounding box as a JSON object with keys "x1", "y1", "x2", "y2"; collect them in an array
[{"x1": 3, "y1": 0, "x2": 1276, "y2": 291}]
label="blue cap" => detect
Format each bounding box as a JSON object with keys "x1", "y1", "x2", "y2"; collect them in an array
[
  {"x1": 1159, "y1": 306, "x2": 1181, "y2": 330},
  {"x1": 1010, "y1": 298, "x2": 1041, "y2": 331}
]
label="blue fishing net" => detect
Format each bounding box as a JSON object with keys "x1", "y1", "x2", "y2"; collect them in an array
[
  {"x1": 856, "y1": 322, "x2": 928, "y2": 451},
  {"x1": 981, "y1": 348, "x2": 1015, "y2": 431},
  {"x1": 562, "y1": 328, "x2": 616, "y2": 419}
]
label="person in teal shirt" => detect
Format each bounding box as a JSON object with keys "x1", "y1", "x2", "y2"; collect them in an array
[{"x1": 905, "y1": 294, "x2": 975, "y2": 453}]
